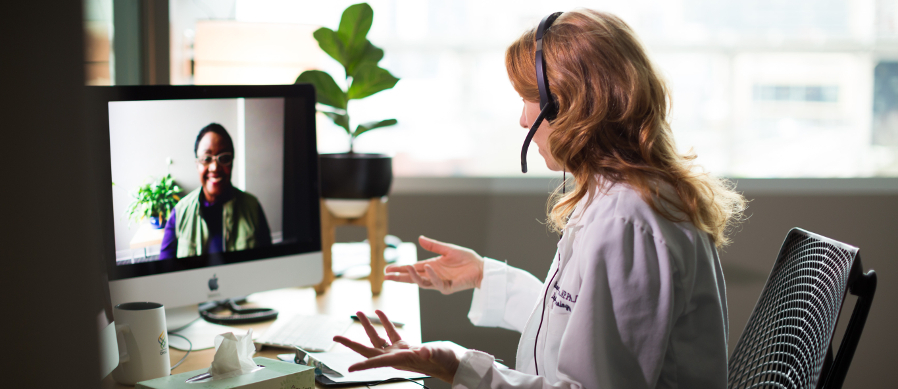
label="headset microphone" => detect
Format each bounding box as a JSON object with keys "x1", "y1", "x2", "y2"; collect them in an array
[{"x1": 521, "y1": 12, "x2": 563, "y2": 173}]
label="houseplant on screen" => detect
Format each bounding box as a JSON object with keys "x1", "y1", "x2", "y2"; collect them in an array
[
  {"x1": 296, "y1": 2, "x2": 398, "y2": 216},
  {"x1": 125, "y1": 174, "x2": 182, "y2": 229}
]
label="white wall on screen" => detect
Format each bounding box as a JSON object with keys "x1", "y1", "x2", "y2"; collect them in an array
[{"x1": 243, "y1": 98, "x2": 285, "y2": 242}]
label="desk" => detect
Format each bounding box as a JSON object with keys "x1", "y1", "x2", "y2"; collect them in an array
[
  {"x1": 129, "y1": 223, "x2": 164, "y2": 249},
  {"x1": 102, "y1": 243, "x2": 421, "y2": 388}
]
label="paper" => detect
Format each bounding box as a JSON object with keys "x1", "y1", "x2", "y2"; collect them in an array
[
  {"x1": 169, "y1": 320, "x2": 256, "y2": 351},
  {"x1": 208, "y1": 329, "x2": 258, "y2": 380},
  {"x1": 276, "y1": 341, "x2": 480, "y2": 385},
  {"x1": 307, "y1": 351, "x2": 426, "y2": 383}
]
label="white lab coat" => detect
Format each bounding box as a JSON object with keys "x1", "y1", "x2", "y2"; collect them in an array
[{"x1": 451, "y1": 182, "x2": 729, "y2": 389}]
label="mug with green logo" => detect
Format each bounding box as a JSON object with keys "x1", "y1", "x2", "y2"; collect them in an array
[{"x1": 112, "y1": 302, "x2": 170, "y2": 385}]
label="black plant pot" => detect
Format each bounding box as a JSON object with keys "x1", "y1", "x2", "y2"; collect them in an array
[{"x1": 319, "y1": 153, "x2": 393, "y2": 199}]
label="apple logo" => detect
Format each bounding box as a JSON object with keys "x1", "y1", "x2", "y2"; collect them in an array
[{"x1": 208, "y1": 274, "x2": 219, "y2": 291}]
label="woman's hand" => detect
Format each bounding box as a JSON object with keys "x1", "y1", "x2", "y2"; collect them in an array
[
  {"x1": 384, "y1": 236, "x2": 485, "y2": 294},
  {"x1": 333, "y1": 310, "x2": 460, "y2": 383}
]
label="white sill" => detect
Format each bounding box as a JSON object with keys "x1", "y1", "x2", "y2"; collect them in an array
[{"x1": 391, "y1": 177, "x2": 898, "y2": 196}]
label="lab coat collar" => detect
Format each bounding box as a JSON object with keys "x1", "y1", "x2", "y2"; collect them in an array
[{"x1": 564, "y1": 177, "x2": 615, "y2": 229}]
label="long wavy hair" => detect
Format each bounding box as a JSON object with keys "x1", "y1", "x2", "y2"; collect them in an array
[{"x1": 506, "y1": 10, "x2": 746, "y2": 247}]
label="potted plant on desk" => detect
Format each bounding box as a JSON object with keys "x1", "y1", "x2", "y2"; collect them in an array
[
  {"x1": 296, "y1": 2, "x2": 399, "y2": 218},
  {"x1": 125, "y1": 174, "x2": 182, "y2": 229}
]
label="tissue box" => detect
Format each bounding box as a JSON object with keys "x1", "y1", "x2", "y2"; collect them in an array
[{"x1": 135, "y1": 357, "x2": 315, "y2": 389}]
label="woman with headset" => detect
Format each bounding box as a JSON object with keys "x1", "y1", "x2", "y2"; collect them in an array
[{"x1": 334, "y1": 9, "x2": 746, "y2": 388}]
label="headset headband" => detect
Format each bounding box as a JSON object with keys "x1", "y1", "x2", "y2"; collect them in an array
[{"x1": 521, "y1": 12, "x2": 563, "y2": 173}]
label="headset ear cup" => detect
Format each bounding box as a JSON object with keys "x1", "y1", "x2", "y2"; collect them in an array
[{"x1": 546, "y1": 101, "x2": 558, "y2": 121}]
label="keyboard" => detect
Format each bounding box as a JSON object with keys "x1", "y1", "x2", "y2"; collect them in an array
[{"x1": 255, "y1": 314, "x2": 353, "y2": 352}]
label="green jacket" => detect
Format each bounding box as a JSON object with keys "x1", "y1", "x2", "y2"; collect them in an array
[{"x1": 173, "y1": 187, "x2": 266, "y2": 258}]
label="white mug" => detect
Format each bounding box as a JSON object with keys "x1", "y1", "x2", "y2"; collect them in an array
[{"x1": 111, "y1": 302, "x2": 171, "y2": 385}]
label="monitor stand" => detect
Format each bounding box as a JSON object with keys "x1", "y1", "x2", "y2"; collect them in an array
[
  {"x1": 166, "y1": 304, "x2": 200, "y2": 332},
  {"x1": 165, "y1": 304, "x2": 258, "y2": 351}
]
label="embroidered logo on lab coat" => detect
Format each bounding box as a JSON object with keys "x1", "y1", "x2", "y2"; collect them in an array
[{"x1": 551, "y1": 282, "x2": 578, "y2": 312}]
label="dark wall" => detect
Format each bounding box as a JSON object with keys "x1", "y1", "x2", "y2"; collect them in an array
[
  {"x1": 3, "y1": 2, "x2": 102, "y2": 388},
  {"x1": 339, "y1": 190, "x2": 897, "y2": 388}
]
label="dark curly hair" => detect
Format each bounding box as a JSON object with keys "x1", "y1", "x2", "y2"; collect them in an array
[{"x1": 194, "y1": 123, "x2": 234, "y2": 156}]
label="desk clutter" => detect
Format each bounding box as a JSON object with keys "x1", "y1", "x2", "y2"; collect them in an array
[
  {"x1": 278, "y1": 345, "x2": 430, "y2": 387},
  {"x1": 135, "y1": 357, "x2": 314, "y2": 389},
  {"x1": 103, "y1": 242, "x2": 421, "y2": 388},
  {"x1": 254, "y1": 314, "x2": 353, "y2": 352}
]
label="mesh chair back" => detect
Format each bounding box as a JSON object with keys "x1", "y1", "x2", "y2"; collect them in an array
[{"x1": 728, "y1": 228, "x2": 876, "y2": 389}]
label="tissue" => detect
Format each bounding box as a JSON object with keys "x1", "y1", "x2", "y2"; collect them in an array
[{"x1": 208, "y1": 329, "x2": 257, "y2": 380}]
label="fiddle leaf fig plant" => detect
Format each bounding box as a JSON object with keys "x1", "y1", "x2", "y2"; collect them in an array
[{"x1": 296, "y1": 2, "x2": 399, "y2": 153}]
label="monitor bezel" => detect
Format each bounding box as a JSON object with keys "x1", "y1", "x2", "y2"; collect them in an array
[{"x1": 88, "y1": 85, "x2": 322, "y2": 283}]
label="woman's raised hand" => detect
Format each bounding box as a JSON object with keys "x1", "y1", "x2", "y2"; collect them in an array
[
  {"x1": 333, "y1": 310, "x2": 460, "y2": 383},
  {"x1": 384, "y1": 236, "x2": 484, "y2": 295}
]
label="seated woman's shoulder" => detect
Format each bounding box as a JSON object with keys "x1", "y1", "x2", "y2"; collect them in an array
[{"x1": 595, "y1": 182, "x2": 690, "y2": 230}]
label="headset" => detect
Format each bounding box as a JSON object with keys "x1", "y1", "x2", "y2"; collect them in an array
[
  {"x1": 525, "y1": 12, "x2": 564, "y2": 377},
  {"x1": 521, "y1": 11, "x2": 563, "y2": 173}
]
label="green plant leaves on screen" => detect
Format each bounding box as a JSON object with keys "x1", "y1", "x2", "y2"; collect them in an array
[{"x1": 125, "y1": 173, "x2": 182, "y2": 226}]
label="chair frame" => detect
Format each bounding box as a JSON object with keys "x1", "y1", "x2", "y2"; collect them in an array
[{"x1": 728, "y1": 228, "x2": 877, "y2": 389}]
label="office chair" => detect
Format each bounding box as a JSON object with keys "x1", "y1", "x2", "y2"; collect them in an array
[{"x1": 728, "y1": 228, "x2": 877, "y2": 389}]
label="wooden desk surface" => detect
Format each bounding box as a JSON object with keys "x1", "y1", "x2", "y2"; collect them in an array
[
  {"x1": 102, "y1": 244, "x2": 422, "y2": 388},
  {"x1": 129, "y1": 223, "x2": 165, "y2": 249}
]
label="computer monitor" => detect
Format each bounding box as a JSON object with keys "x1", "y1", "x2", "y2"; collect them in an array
[{"x1": 89, "y1": 85, "x2": 323, "y2": 329}]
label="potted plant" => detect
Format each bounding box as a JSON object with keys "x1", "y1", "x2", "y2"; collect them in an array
[
  {"x1": 296, "y1": 2, "x2": 399, "y2": 211},
  {"x1": 125, "y1": 174, "x2": 182, "y2": 229}
]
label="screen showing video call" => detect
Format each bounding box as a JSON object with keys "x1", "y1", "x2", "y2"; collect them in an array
[{"x1": 106, "y1": 96, "x2": 319, "y2": 275}]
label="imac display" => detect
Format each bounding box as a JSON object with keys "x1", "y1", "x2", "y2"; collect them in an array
[{"x1": 91, "y1": 85, "x2": 322, "y2": 328}]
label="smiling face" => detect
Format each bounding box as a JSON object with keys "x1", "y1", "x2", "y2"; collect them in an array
[
  {"x1": 195, "y1": 132, "x2": 233, "y2": 203},
  {"x1": 520, "y1": 99, "x2": 563, "y2": 171}
]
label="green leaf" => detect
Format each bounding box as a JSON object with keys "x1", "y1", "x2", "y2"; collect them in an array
[
  {"x1": 337, "y1": 3, "x2": 374, "y2": 67},
  {"x1": 124, "y1": 173, "x2": 182, "y2": 225},
  {"x1": 296, "y1": 70, "x2": 347, "y2": 110},
  {"x1": 313, "y1": 27, "x2": 349, "y2": 69},
  {"x1": 347, "y1": 41, "x2": 384, "y2": 78},
  {"x1": 354, "y1": 118, "x2": 397, "y2": 138},
  {"x1": 347, "y1": 64, "x2": 399, "y2": 100},
  {"x1": 322, "y1": 111, "x2": 351, "y2": 134}
]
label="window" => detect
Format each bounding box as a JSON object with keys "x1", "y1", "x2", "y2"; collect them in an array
[
  {"x1": 84, "y1": 0, "x2": 113, "y2": 86},
  {"x1": 164, "y1": 0, "x2": 898, "y2": 177}
]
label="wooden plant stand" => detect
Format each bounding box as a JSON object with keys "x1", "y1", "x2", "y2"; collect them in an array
[{"x1": 316, "y1": 197, "x2": 388, "y2": 295}]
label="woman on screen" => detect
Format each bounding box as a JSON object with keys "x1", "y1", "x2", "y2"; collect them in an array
[
  {"x1": 333, "y1": 9, "x2": 747, "y2": 388},
  {"x1": 159, "y1": 123, "x2": 272, "y2": 259}
]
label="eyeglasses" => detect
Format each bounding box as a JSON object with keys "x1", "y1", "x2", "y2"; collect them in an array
[{"x1": 196, "y1": 152, "x2": 234, "y2": 166}]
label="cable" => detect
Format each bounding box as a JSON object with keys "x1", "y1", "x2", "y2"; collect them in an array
[
  {"x1": 365, "y1": 377, "x2": 429, "y2": 388},
  {"x1": 168, "y1": 332, "x2": 193, "y2": 371},
  {"x1": 535, "y1": 169, "x2": 566, "y2": 375},
  {"x1": 534, "y1": 262, "x2": 560, "y2": 376}
]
